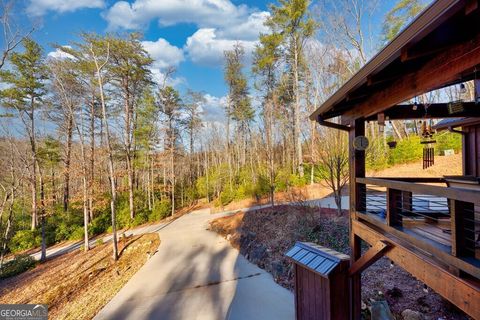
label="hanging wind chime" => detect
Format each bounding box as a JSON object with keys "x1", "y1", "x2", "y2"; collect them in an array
[{"x1": 419, "y1": 103, "x2": 436, "y2": 169}]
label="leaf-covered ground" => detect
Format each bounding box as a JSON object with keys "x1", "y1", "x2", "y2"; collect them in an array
[
  {"x1": 0, "y1": 233, "x2": 160, "y2": 320},
  {"x1": 210, "y1": 205, "x2": 468, "y2": 319}
]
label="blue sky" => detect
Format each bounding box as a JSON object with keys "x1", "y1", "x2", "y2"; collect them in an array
[{"x1": 9, "y1": 0, "x2": 412, "y2": 119}]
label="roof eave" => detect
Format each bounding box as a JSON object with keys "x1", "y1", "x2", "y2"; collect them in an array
[{"x1": 309, "y1": 0, "x2": 464, "y2": 121}]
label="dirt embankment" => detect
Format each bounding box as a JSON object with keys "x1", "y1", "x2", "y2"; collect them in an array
[
  {"x1": 210, "y1": 206, "x2": 468, "y2": 320},
  {"x1": 0, "y1": 233, "x2": 160, "y2": 320}
]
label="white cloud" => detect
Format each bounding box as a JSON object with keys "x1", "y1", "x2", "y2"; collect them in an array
[
  {"x1": 217, "y1": 11, "x2": 270, "y2": 40},
  {"x1": 104, "y1": 0, "x2": 270, "y2": 67},
  {"x1": 27, "y1": 0, "x2": 105, "y2": 16},
  {"x1": 104, "y1": 0, "x2": 269, "y2": 40},
  {"x1": 184, "y1": 28, "x2": 257, "y2": 66},
  {"x1": 200, "y1": 94, "x2": 227, "y2": 122},
  {"x1": 47, "y1": 46, "x2": 74, "y2": 60},
  {"x1": 104, "y1": 0, "x2": 248, "y2": 31},
  {"x1": 141, "y1": 38, "x2": 184, "y2": 69}
]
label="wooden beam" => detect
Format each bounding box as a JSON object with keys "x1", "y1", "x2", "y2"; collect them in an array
[
  {"x1": 367, "y1": 73, "x2": 398, "y2": 86},
  {"x1": 356, "y1": 211, "x2": 480, "y2": 279},
  {"x1": 317, "y1": 118, "x2": 351, "y2": 132},
  {"x1": 349, "y1": 240, "x2": 391, "y2": 276},
  {"x1": 343, "y1": 33, "x2": 480, "y2": 121},
  {"x1": 374, "y1": 177, "x2": 445, "y2": 183},
  {"x1": 357, "y1": 177, "x2": 480, "y2": 205},
  {"x1": 364, "y1": 102, "x2": 480, "y2": 121},
  {"x1": 352, "y1": 219, "x2": 480, "y2": 319},
  {"x1": 465, "y1": 0, "x2": 478, "y2": 15}
]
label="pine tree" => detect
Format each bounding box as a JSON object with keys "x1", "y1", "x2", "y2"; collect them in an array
[
  {"x1": 107, "y1": 33, "x2": 153, "y2": 220},
  {"x1": 0, "y1": 38, "x2": 47, "y2": 230},
  {"x1": 224, "y1": 43, "x2": 254, "y2": 169},
  {"x1": 158, "y1": 86, "x2": 183, "y2": 216},
  {"x1": 265, "y1": 0, "x2": 317, "y2": 176}
]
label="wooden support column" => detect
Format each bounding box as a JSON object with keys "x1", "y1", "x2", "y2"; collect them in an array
[
  {"x1": 349, "y1": 118, "x2": 366, "y2": 215},
  {"x1": 450, "y1": 199, "x2": 476, "y2": 257},
  {"x1": 387, "y1": 188, "x2": 402, "y2": 227},
  {"x1": 348, "y1": 118, "x2": 365, "y2": 320}
]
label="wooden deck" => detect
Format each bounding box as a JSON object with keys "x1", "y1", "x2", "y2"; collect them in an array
[{"x1": 405, "y1": 220, "x2": 451, "y2": 246}]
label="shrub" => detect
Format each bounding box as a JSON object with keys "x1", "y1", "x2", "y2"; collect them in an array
[
  {"x1": 149, "y1": 200, "x2": 171, "y2": 221},
  {"x1": 436, "y1": 131, "x2": 462, "y2": 153},
  {"x1": 69, "y1": 226, "x2": 85, "y2": 240},
  {"x1": 254, "y1": 174, "x2": 271, "y2": 198},
  {"x1": 366, "y1": 137, "x2": 389, "y2": 170},
  {"x1": 0, "y1": 254, "x2": 36, "y2": 279},
  {"x1": 55, "y1": 222, "x2": 79, "y2": 242},
  {"x1": 275, "y1": 167, "x2": 291, "y2": 192},
  {"x1": 388, "y1": 136, "x2": 423, "y2": 165},
  {"x1": 89, "y1": 213, "x2": 110, "y2": 236},
  {"x1": 133, "y1": 210, "x2": 149, "y2": 226},
  {"x1": 9, "y1": 230, "x2": 41, "y2": 253},
  {"x1": 219, "y1": 187, "x2": 235, "y2": 206},
  {"x1": 289, "y1": 173, "x2": 307, "y2": 187}
]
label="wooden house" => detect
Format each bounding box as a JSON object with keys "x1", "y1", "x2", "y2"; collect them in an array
[{"x1": 309, "y1": 0, "x2": 480, "y2": 318}]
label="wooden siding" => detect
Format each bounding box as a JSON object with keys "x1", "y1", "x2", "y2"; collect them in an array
[
  {"x1": 464, "y1": 124, "x2": 480, "y2": 177},
  {"x1": 294, "y1": 263, "x2": 350, "y2": 320}
]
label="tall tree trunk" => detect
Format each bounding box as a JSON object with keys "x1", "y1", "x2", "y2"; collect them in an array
[
  {"x1": 170, "y1": 153, "x2": 175, "y2": 216},
  {"x1": 150, "y1": 154, "x2": 155, "y2": 208},
  {"x1": 126, "y1": 155, "x2": 135, "y2": 219},
  {"x1": 265, "y1": 99, "x2": 275, "y2": 207},
  {"x1": 124, "y1": 88, "x2": 135, "y2": 220},
  {"x1": 50, "y1": 161, "x2": 56, "y2": 204},
  {"x1": 75, "y1": 117, "x2": 90, "y2": 252},
  {"x1": 89, "y1": 98, "x2": 95, "y2": 221},
  {"x1": 29, "y1": 108, "x2": 37, "y2": 230},
  {"x1": 92, "y1": 45, "x2": 118, "y2": 261},
  {"x1": 391, "y1": 120, "x2": 404, "y2": 141},
  {"x1": 189, "y1": 126, "x2": 194, "y2": 185},
  {"x1": 205, "y1": 147, "x2": 210, "y2": 203},
  {"x1": 63, "y1": 113, "x2": 73, "y2": 212},
  {"x1": 39, "y1": 169, "x2": 46, "y2": 261},
  {"x1": 293, "y1": 40, "x2": 303, "y2": 177},
  {"x1": 226, "y1": 100, "x2": 232, "y2": 189},
  {"x1": 0, "y1": 189, "x2": 14, "y2": 269}
]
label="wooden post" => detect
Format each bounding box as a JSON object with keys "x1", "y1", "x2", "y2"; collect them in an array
[
  {"x1": 349, "y1": 118, "x2": 366, "y2": 216},
  {"x1": 450, "y1": 199, "x2": 475, "y2": 257},
  {"x1": 349, "y1": 118, "x2": 365, "y2": 320},
  {"x1": 387, "y1": 188, "x2": 402, "y2": 227}
]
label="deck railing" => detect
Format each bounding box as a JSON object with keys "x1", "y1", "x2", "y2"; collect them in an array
[{"x1": 355, "y1": 177, "x2": 480, "y2": 278}]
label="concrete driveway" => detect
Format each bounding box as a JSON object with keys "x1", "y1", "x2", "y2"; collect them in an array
[{"x1": 94, "y1": 208, "x2": 294, "y2": 320}]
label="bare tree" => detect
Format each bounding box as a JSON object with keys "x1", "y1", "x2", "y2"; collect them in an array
[
  {"x1": 90, "y1": 38, "x2": 119, "y2": 261},
  {"x1": 0, "y1": 1, "x2": 32, "y2": 70},
  {"x1": 48, "y1": 58, "x2": 91, "y2": 251},
  {"x1": 316, "y1": 127, "x2": 349, "y2": 216}
]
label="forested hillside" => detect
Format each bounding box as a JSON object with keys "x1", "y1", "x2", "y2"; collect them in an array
[{"x1": 0, "y1": 0, "x2": 464, "y2": 271}]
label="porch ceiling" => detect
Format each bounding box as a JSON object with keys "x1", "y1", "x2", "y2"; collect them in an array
[{"x1": 310, "y1": 0, "x2": 480, "y2": 124}]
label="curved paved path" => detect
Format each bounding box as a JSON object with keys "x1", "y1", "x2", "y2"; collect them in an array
[{"x1": 94, "y1": 208, "x2": 294, "y2": 320}]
